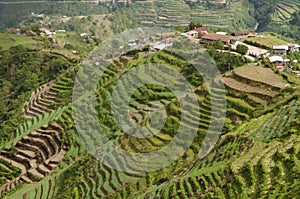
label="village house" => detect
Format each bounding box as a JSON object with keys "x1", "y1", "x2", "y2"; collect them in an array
[
  {"x1": 39, "y1": 27, "x2": 55, "y2": 36},
  {"x1": 201, "y1": 33, "x2": 237, "y2": 45},
  {"x1": 248, "y1": 32, "x2": 257, "y2": 37},
  {"x1": 139, "y1": 35, "x2": 150, "y2": 43},
  {"x1": 287, "y1": 43, "x2": 300, "y2": 53},
  {"x1": 80, "y1": 33, "x2": 89, "y2": 39},
  {"x1": 11, "y1": 29, "x2": 21, "y2": 35},
  {"x1": 194, "y1": 27, "x2": 208, "y2": 37},
  {"x1": 268, "y1": 54, "x2": 284, "y2": 67},
  {"x1": 151, "y1": 38, "x2": 174, "y2": 51},
  {"x1": 45, "y1": 30, "x2": 55, "y2": 36},
  {"x1": 236, "y1": 30, "x2": 250, "y2": 40},
  {"x1": 273, "y1": 45, "x2": 289, "y2": 56},
  {"x1": 186, "y1": 30, "x2": 198, "y2": 38},
  {"x1": 128, "y1": 40, "x2": 137, "y2": 47}
]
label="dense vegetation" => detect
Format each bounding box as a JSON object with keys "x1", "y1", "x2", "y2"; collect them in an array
[
  {"x1": 0, "y1": 29, "x2": 299, "y2": 198},
  {"x1": 249, "y1": 0, "x2": 300, "y2": 41},
  {"x1": 0, "y1": 0, "x2": 300, "y2": 198},
  {"x1": 0, "y1": 45, "x2": 73, "y2": 142}
]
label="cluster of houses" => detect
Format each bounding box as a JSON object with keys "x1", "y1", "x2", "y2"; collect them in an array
[
  {"x1": 268, "y1": 44, "x2": 300, "y2": 69},
  {"x1": 182, "y1": 27, "x2": 299, "y2": 71},
  {"x1": 10, "y1": 27, "x2": 67, "y2": 37},
  {"x1": 182, "y1": 28, "x2": 257, "y2": 46},
  {"x1": 9, "y1": 23, "x2": 300, "y2": 74}
]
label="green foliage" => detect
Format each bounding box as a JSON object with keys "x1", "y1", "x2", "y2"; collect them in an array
[
  {"x1": 109, "y1": 7, "x2": 139, "y2": 33},
  {"x1": 249, "y1": 0, "x2": 279, "y2": 29},
  {"x1": 0, "y1": 2, "x2": 109, "y2": 31},
  {"x1": 188, "y1": 21, "x2": 202, "y2": 31},
  {"x1": 1, "y1": 30, "x2": 300, "y2": 199},
  {"x1": 211, "y1": 39, "x2": 224, "y2": 50},
  {"x1": 0, "y1": 46, "x2": 73, "y2": 142},
  {"x1": 236, "y1": 44, "x2": 249, "y2": 55},
  {"x1": 207, "y1": 47, "x2": 249, "y2": 73},
  {"x1": 291, "y1": 11, "x2": 300, "y2": 26},
  {"x1": 0, "y1": 106, "x2": 68, "y2": 152}
]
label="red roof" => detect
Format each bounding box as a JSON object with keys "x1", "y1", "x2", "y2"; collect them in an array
[
  {"x1": 236, "y1": 30, "x2": 250, "y2": 35},
  {"x1": 201, "y1": 33, "x2": 236, "y2": 42},
  {"x1": 194, "y1": 27, "x2": 208, "y2": 33},
  {"x1": 11, "y1": 29, "x2": 21, "y2": 34}
]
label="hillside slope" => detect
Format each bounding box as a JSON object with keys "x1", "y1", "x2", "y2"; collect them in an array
[{"x1": 0, "y1": 33, "x2": 299, "y2": 198}]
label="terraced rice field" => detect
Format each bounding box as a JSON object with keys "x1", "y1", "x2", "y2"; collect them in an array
[
  {"x1": 222, "y1": 77, "x2": 279, "y2": 97},
  {"x1": 0, "y1": 70, "x2": 76, "y2": 197},
  {"x1": 64, "y1": 48, "x2": 237, "y2": 198},
  {"x1": 1, "y1": 46, "x2": 299, "y2": 198},
  {"x1": 233, "y1": 65, "x2": 286, "y2": 89},
  {"x1": 221, "y1": 65, "x2": 286, "y2": 104},
  {"x1": 191, "y1": 5, "x2": 234, "y2": 29},
  {"x1": 243, "y1": 34, "x2": 288, "y2": 49},
  {"x1": 220, "y1": 63, "x2": 295, "y2": 119},
  {"x1": 142, "y1": 99, "x2": 300, "y2": 198},
  {"x1": 22, "y1": 80, "x2": 58, "y2": 119},
  {"x1": 249, "y1": 100, "x2": 298, "y2": 141},
  {"x1": 273, "y1": 0, "x2": 300, "y2": 22},
  {"x1": 155, "y1": 0, "x2": 191, "y2": 27},
  {"x1": 132, "y1": 0, "x2": 255, "y2": 30}
]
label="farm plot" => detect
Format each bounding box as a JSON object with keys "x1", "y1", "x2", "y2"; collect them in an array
[
  {"x1": 154, "y1": 0, "x2": 191, "y2": 26},
  {"x1": 243, "y1": 35, "x2": 288, "y2": 49},
  {"x1": 233, "y1": 65, "x2": 286, "y2": 90},
  {"x1": 273, "y1": 0, "x2": 300, "y2": 22},
  {"x1": 143, "y1": 134, "x2": 254, "y2": 198},
  {"x1": 191, "y1": 8, "x2": 234, "y2": 29},
  {"x1": 143, "y1": 120, "x2": 300, "y2": 199},
  {"x1": 0, "y1": 33, "x2": 34, "y2": 50},
  {"x1": 250, "y1": 99, "x2": 299, "y2": 141},
  {"x1": 222, "y1": 77, "x2": 279, "y2": 97},
  {"x1": 133, "y1": 1, "x2": 157, "y2": 25},
  {"x1": 0, "y1": 70, "x2": 76, "y2": 196},
  {"x1": 73, "y1": 49, "x2": 227, "y2": 197},
  {"x1": 22, "y1": 80, "x2": 58, "y2": 119},
  {"x1": 0, "y1": 119, "x2": 67, "y2": 197}
]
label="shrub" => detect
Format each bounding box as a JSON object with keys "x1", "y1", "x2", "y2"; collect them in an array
[{"x1": 236, "y1": 44, "x2": 249, "y2": 55}]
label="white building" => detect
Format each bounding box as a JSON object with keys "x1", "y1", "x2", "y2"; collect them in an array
[
  {"x1": 288, "y1": 43, "x2": 300, "y2": 53},
  {"x1": 273, "y1": 45, "x2": 289, "y2": 56},
  {"x1": 269, "y1": 55, "x2": 283, "y2": 63},
  {"x1": 186, "y1": 30, "x2": 198, "y2": 38},
  {"x1": 216, "y1": 32, "x2": 227, "y2": 35}
]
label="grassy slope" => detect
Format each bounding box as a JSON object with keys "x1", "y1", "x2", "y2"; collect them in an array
[{"x1": 0, "y1": 33, "x2": 34, "y2": 50}]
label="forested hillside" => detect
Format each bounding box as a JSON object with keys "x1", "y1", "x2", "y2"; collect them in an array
[{"x1": 249, "y1": 0, "x2": 300, "y2": 41}]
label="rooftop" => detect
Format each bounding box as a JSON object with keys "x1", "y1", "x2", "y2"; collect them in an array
[
  {"x1": 273, "y1": 45, "x2": 289, "y2": 50},
  {"x1": 269, "y1": 55, "x2": 283, "y2": 63},
  {"x1": 194, "y1": 27, "x2": 208, "y2": 33},
  {"x1": 236, "y1": 30, "x2": 250, "y2": 35},
  {"x1": 201, "y1": 33, "x2": 236, "y2": 42}
]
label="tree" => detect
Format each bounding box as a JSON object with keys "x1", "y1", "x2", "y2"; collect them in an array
[
  {"x1": 175, "y1": 26, "x2": 185, "y2": 33},
  {"x1": 30, "y1": 24, "x2": 40, "y2": 34},
  {"x1": 211, "y1": 39, "x2": 224, "y2": 50},
  {"x1": 291, "y1": 11, "x2": 300, "y2": 26},
  {"x1": 236, "y1": 44, "x2": 249, "y2": 55},
  {"x1": 188, "y1": 21, "x2": 202, "y2": 31}
]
